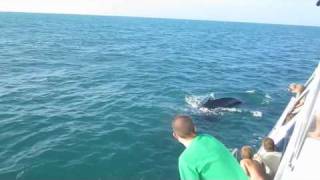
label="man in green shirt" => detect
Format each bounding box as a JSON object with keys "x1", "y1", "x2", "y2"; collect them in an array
[{"x1": 172, "y1": 115, "x2": 248, "y2": 180}]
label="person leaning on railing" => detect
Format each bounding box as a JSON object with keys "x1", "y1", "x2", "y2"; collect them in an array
[
  {"x1": 254, "y1": 138, "x2": 282, "y2": 180},
  {"x1": 171, "y1": 115, "x2": 248, "y2": 180},
  {"x1": 288, "y1": 83, "x2": 305, "y2": 108},
  {"x1": 284, "y1": 83, "x2": 306, "y2": 124},
  {"x1": 240, "y1": 146, "x2": 266, "y2": 180}
]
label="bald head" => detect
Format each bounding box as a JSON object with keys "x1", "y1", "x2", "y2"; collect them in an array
[{"x1": 172, "y1": 115, "x2": 196, "y2": 139}]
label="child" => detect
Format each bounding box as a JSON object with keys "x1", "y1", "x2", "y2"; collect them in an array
[{"x1": 240, "y1": 146, "x2": 266, "y2": 180}]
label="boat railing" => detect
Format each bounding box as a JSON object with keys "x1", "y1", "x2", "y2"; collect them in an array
[
  {"x1": 262, "y1": 69, "x2": 314, "y2": 154},
  {"x1": 275, "y1": 62, "x2": 320, "y2": 179},
  {"x1": 290, "y1": 66, "x2": 320, "y2": 162}
]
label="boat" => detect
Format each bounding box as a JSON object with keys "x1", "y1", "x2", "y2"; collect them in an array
[{"x1": 256, "y1": 62, "x2": 320, "y2": 180}]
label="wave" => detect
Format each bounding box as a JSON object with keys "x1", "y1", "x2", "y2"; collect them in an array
[
  {"x1": 245, "y1": 89, "x2": 273, "y2": 105},
  {"x1": 262, "y1": 93, "x2": 272, "y2": 105}
]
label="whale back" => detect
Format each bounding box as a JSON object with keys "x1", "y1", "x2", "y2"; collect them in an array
[{"x1": 202, "y1": 97, "x2": 242, "y2": 109}]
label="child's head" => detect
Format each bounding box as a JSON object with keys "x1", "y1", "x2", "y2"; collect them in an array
[
  {"x1": 241, "y1": 145, "x2": 253, "y2": 159},
  {"x1": 262, "y1": 137, "x2": 276, "y2": 152}
]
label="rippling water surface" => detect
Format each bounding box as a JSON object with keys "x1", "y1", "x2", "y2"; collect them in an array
[{"x1": 0, "y1": 12, "x2": 320, "y2": 180}]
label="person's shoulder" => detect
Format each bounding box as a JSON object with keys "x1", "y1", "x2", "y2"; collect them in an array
[
  {"x1": 273, "y1": 151, "x2": 282, "y2": 158},
  {"x1": 178, "y1": 147, "x2": 199, "y2": 168},
  {"x1": 198, "y1": 133, "x2": 214, "y2": 138},
  {"x1": 273, "y1": 151, "x2": 282, "y2": 155},
  {"x1": 179, "y1": 143, "x2": 197, "y2": 162},
  {"x1": 240, "y1": 159, "x2": 250, "y2": 166},
  {"x1": 263, "y1": 151, "x2": 282, "y2": 157},
  {"x1": 197, "y1": 133, "x2": 218, "y2": 142},
  {"x1": 178, "y1": 151, "x2": 188, "y2": 166},
  {"x1": 261, "y1": 151, "x2": 282, "y2": 162},
  {"x1": 199, "y1": 134, "x2": 227, "y2": 147},
  {"x1": 179, "y1": 148, "x2": 188, "y2": 159},
  {"x1": 241, "y1": 159, "x2": 251, "y2": 163}
]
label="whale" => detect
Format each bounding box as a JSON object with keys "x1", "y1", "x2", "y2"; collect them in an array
[{"x1": 201, "y1": 97, "x2": 242, "y2": 109}]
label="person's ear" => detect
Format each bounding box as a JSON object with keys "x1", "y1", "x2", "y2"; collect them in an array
[{"x1": 172, "y1": 132, "x2": 178, "y2": 140}]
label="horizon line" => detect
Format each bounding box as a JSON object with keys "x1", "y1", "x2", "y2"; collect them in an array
[{"x1": 1, "y1": 10, "x2": 320, "y2": 28}]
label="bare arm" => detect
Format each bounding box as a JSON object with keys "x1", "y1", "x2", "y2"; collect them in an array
[{"x1": 240, "y1": 160, "x2": 250, "y2": 176}]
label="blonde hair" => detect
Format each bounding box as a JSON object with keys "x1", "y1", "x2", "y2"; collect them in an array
[
  {"x1": 241, "y1": 145, "x2": 253, "y2": 159},
  {"x1": 289, "y1": 83, "x2": 305, "y2": 94}
]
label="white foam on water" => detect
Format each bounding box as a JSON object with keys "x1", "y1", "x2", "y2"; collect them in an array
[
  {"x1": 185, "y1": 94, "x2": 222, "y2": 115},
  {"x1": 219, "y1": 107, "x2": 243, "y2": 113},
  {"x1": 250, "y1": 111, "x2": 263, "y2": 117},
  {"x1": 262, "y1": 93, "x2": 272, "y2": 105},
  {"x1": 185, "y1": 95, "x2": 203, "y2": 109},
  {"x1": 265, "y1": 94, "x2": 272, "y2": 99},
  {"x1": 209, "y1": 92, "x2": 216, "y2": 99},
  {"x1": 246, "y1": 90, "x2": 256, "y2": 94}
]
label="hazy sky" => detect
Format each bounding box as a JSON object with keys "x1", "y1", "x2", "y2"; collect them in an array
[{"x1": 0, "y1": 0, "x2": 319, "y2": 26}]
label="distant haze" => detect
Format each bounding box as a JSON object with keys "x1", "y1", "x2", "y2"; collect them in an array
[{"x1": 0, "y1": 0, "x2": 319, "y2": 26}]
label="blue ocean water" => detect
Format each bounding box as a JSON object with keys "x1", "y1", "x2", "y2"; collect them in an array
[{"x1": 0, "y1": 12, "x2": 319, "y2": 180}]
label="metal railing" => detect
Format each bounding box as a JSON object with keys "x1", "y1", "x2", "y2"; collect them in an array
[{"x1": 275, "y1": 62, "x2": 320, "y2": 179}]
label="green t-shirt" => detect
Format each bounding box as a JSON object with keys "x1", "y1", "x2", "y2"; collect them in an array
[{"x1": 178, "y1": 134, "x2": 248, "y2": 180}]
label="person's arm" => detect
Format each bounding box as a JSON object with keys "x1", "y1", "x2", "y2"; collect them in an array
[
  {"x1": 240, "y1": 160, "x2": 249, "y2": 176},
  {"x1": 179, "y1": 159, "x2": 200, "y2": 180},
  {"x1": 294, "y1": 99, "x2": 304, "y2": 109},
  {"x1": 253, "y1": 154, "x2": 262, "y2": 164}
]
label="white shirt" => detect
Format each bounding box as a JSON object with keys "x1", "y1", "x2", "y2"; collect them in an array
[{"x1": 260, "y1": 151, "x2": 282, "y2": 180}]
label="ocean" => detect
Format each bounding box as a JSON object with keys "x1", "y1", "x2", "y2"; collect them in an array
[{"x1": 0, "y1": 12, "x2": 319, "y2": 180}]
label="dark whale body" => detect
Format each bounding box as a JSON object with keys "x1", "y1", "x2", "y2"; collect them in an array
[{"x1": 202, "y1": 97, "x2": 242, "y2": 109}]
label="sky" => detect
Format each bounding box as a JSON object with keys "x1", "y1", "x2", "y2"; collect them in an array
[{"x1": 0, "y1": 0, "x2": 319, "y2": 26}]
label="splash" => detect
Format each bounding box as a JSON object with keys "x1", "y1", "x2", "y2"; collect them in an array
[
  {"x1": 185, "y1": 94, "x2": 223, "y2": 115},
  {"x1": 185, "y1": 95, "x2": 203, "y2": 109}
]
